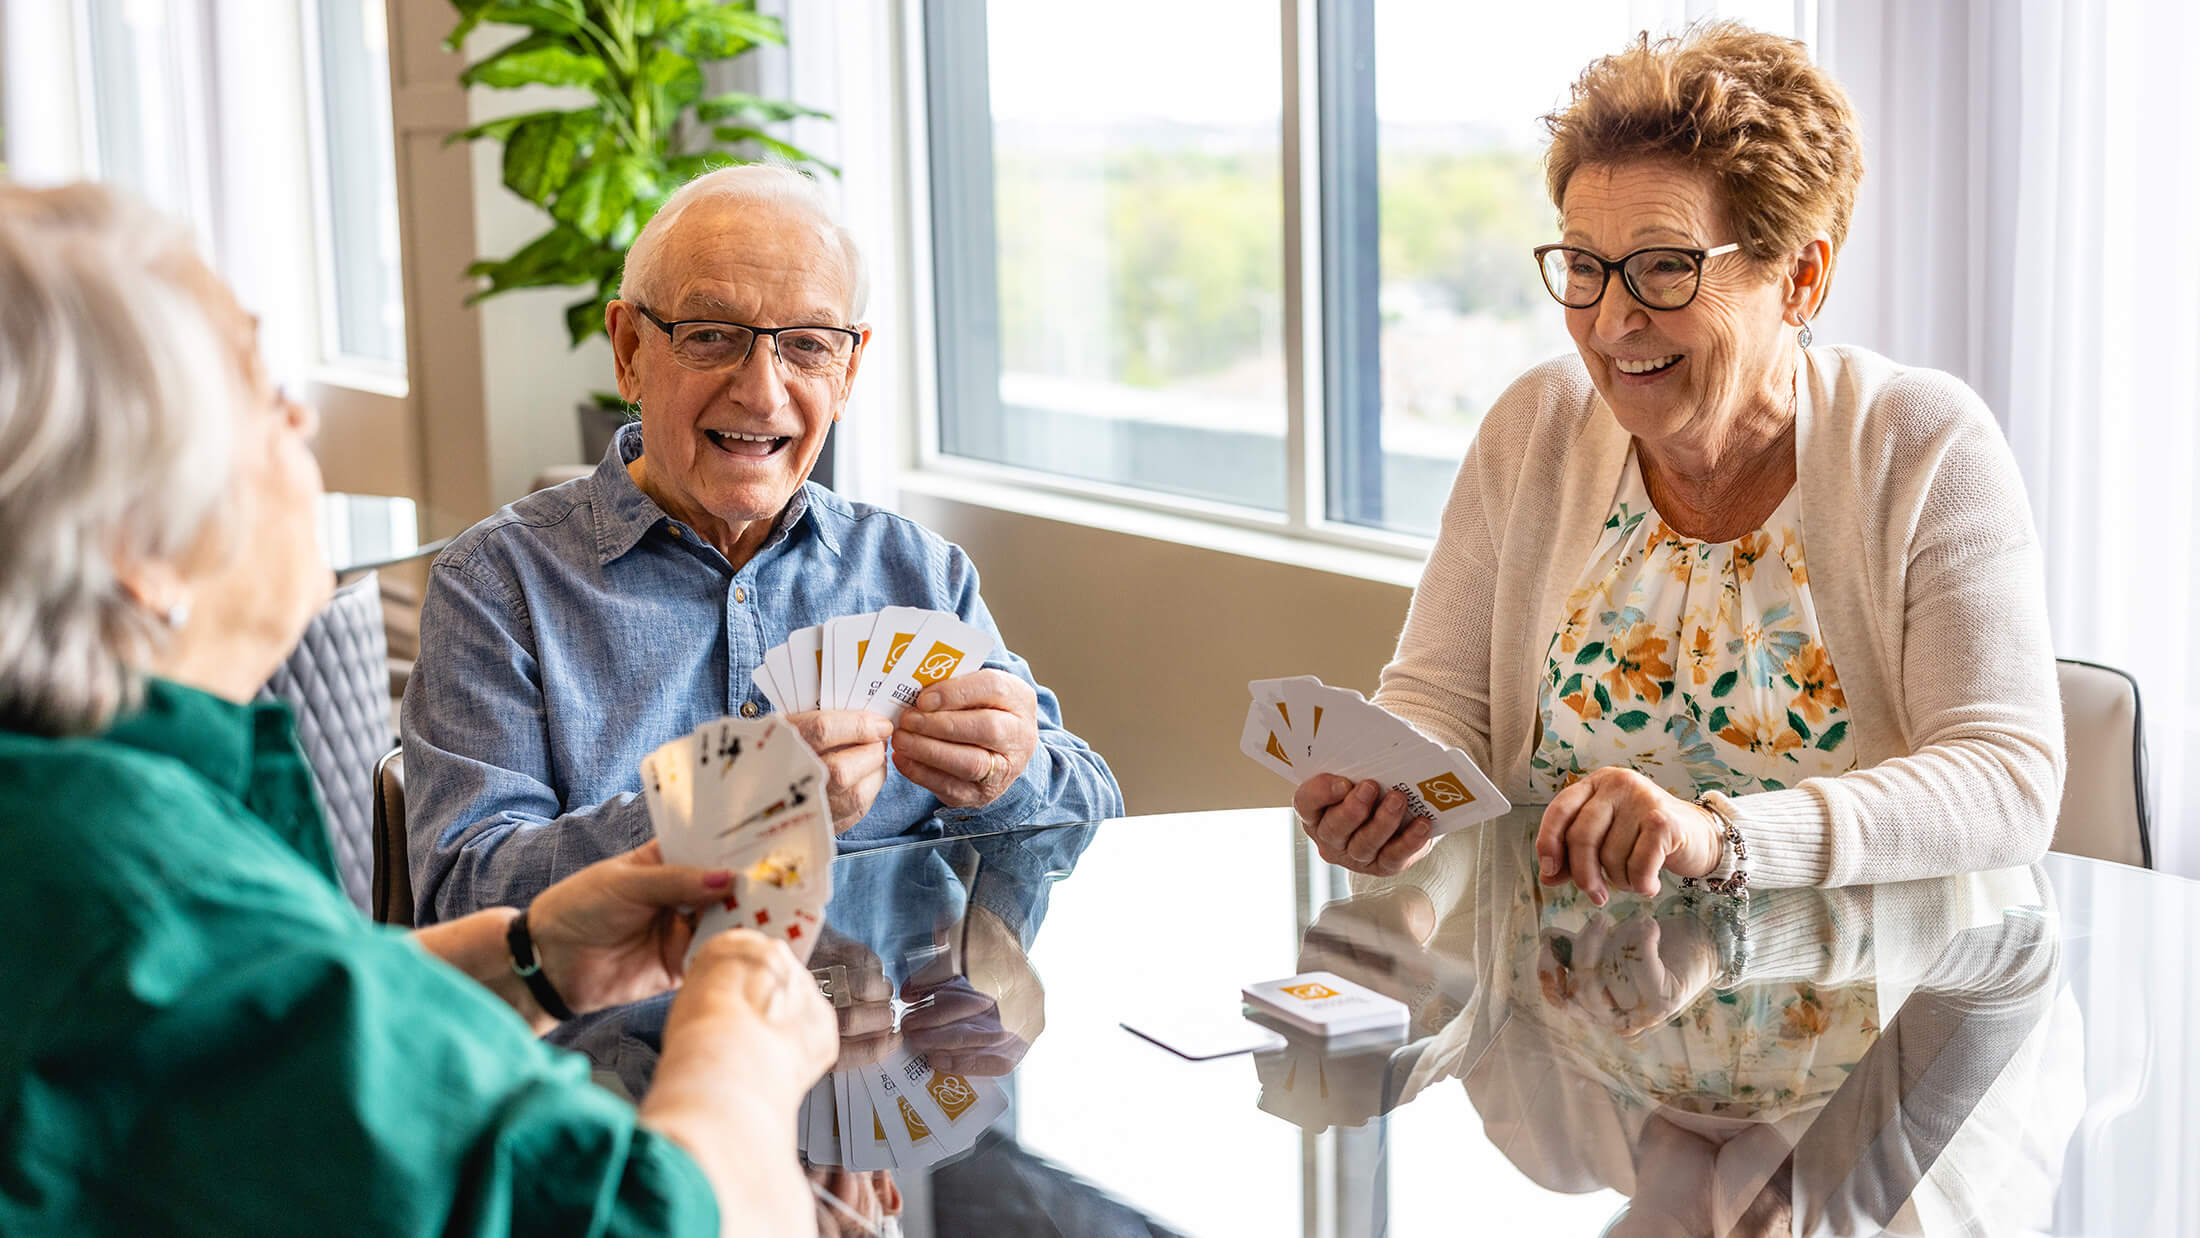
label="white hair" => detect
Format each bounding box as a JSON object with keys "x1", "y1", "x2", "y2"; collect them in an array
[
  {"x1": 0, "y1": 183, "x2": 242, "y2": 736},
  {"x1": 618, "y1": 163, "x2": 868, "y2": 321}
]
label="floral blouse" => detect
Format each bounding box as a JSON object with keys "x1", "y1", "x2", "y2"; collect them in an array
[
  {"x1": 1528, "y1": 448, "x2": 1858, "y2": 800},
  {"x1": 1518, "y1": 447, "x2": 1872, "y2": 1118}
]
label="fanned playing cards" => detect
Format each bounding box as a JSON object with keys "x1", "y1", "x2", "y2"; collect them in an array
[
  {"x1": 749, "y1": 607, "x2": 993, "y2": 721},
  {"x1": 1239, "y1": 675, "x2": 1510, "y2": 835},
  {"x1": 641, "y1": 716, "x2": 833, "y2": 964},
  {"x1": 798, "y1": 1046, "x2": 1008, "y2": 1172}
]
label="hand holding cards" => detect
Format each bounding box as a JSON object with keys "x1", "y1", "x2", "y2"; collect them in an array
[
  {"x1": 1239, "y1": 675, "x2": 1510, "y2": 836},
  {"x1": 642, "y1": 716, "x2": 833, "y2": 964},
  {"x1": 750, "y1": 607, "x2": 994, "y2": 721}
]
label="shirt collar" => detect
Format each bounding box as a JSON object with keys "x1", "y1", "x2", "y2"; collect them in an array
[
  {"x1": 101, "y1": 677, "x2": 293, "y2": 803},
  {"x1": 588, "y1": 420, "x2": 840, "y2": 564}
]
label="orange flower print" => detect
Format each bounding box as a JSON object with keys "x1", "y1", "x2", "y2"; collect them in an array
[
  {"x1": 1601, "y1": 622, "x2": 1676, "y2": 705},
  {"x1": 1780, "y1": 527, "x2": 1810, "y2": 587},
  {"x1": 1686, "y1": 625, "x2": 1717, "y2": 686},
  {"x1": 1562, "y1": 683, "x2": 1603, "y2": 721},
  {"x1": 1779, "y1": 991, "x2": 1831, "y2": 1039},
  {"x1": 1556, "y1": 608, "x2": 1589, "y2": 654},
  {"x1": 1732, "y1": 531, "x2": 1771, "y2": 583},
  {"x1": 1787, "y1": 642, "x2": 1847, "y2": 725},
  {"x1": 1715, "y1": 711, "x2": 1803, "y2": 758}
]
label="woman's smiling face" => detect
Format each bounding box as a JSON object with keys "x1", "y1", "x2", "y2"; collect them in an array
[{"x1": 1558, "y1": 161, "x2": 1799, "y2": 451}]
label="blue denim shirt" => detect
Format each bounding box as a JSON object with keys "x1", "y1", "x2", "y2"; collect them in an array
[{"x1": 401, "y1": 423, "x2": 1124, "y2": 924}]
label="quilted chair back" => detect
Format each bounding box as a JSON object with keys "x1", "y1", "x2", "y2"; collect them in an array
[{"x1": 258, "y1": 571, "x2": 390, "y2": 910}]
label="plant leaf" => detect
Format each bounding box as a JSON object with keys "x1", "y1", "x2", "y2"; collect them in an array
[
  {"x1": 463, "y1": 223, "x2": 597, "y2": 301},
  {"x1": 444, "y1": 0, "x2": 500, "y2": 49},
  {"x1": 1815, "y1": 720, "x2": 1849, "y2": 751},
  {"x1": 1711, "y1": 669, "x2": 1739, "y2": 698},
  {"x1": 502, "y1": 109, "x2": 602, "y2": 204},
  {"x1": 1572, "y1": 641, "x2": 1605, "y2": 666},
  {"x1": 461, "y1": 33, "x2": 608, "y2": 91},
  {"x1": 449, "y1": 107, "x2": 573, "y2": 148},
  {"x1": 551, "y1": 154, "x2": 661, "y2": 244},
  {"x1": 696, "y1": 90, "x2": 827, "y2": 125},
  {"x1": 1612, "y1": 710, "x2": 1651, "y2": 733},
  {"x1": 630, "y1": 0, "x2": 708, "y2": 39},
  {"x1": 566, "y1": 294, "x2": 610, "y2": 346},
  {"x1": 709, "y1": 126, "x2": 837, "y2": 173},
  {"x1": 670, "y1": 5, "x2": 786, "y2": 59},
  {"x1": 450, "y1": 0, "x2": 581, "y2": 47},
  {"x1": 640, "y1": 45, "x2": 707, "y2": 121}
]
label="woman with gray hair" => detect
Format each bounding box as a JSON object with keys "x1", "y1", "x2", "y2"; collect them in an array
[{"x1": 0, "y1": 182, "x2": 832, "y2": 1235}]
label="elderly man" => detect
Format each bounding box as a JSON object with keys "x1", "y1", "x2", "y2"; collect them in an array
[{"x1": 403, "y1": 165, "x2": 1123, "y2": 930}]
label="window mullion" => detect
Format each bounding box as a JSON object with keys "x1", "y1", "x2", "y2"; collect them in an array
[{"x1": 1280, "y1": 0, "x2": 1325, "y2": 534}]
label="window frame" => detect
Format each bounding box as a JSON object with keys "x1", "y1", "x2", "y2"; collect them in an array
[
  {"x1": 298, "y1": 0, "x2": 411, "y2": 391},
  {"x1": 912, "y1": 0, "x2": 1434, "y2": 565}
]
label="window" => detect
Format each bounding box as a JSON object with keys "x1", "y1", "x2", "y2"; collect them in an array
[
  {"x1": 305, "y1": 0, "x2": 407, "y2": 373},
  {"x1": 80, "y1": 0, "x2": 214, "y2": 248},
  {"x1": 928, "y1": 1, "x2": 1288, "y2": 513},
  {"x1": 75, "y1": 0, "x2": 408, "y2": 383},
  {"x1": 926, "y1": 0, "x2": 1812, "y2": 543}
]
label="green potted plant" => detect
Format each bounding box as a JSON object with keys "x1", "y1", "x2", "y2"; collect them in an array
[{"x1": 446, "y1": 0, "x2": 834, "y2": 460}]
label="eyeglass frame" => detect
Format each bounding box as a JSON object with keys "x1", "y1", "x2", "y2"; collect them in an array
[
  {"x1": 630, "y1": 305, "x2": 864, "y2": 373},
  {"x1": 1530, "y1": 242, "x2": 1744, "y2": 311}
]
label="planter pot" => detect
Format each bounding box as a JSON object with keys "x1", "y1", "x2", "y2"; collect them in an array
[{"x1": 577, "y1": 402, "x2": 635, "y2": 465}]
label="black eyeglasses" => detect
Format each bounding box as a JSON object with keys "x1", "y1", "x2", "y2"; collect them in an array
[
  {"x1": 633, "y1": 307, "x2": 862, "y2": 376},
  {"x1": 1532, "y1": 242, "x2": 1743, "y2": 311}
]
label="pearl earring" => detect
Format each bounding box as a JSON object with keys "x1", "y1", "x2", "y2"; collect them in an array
[{"x1": 161, "y1": 601, "x2": 191, "y2": 630}]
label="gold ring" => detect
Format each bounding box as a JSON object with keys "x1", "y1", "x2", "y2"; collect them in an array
[{"x1": 986, "y1": 752, "x2": 1008, "y2": 786}]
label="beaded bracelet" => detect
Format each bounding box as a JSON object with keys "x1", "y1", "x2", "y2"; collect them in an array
[{"x1": 1679, "y1": 794, "x2": 1750, "y2": 902}]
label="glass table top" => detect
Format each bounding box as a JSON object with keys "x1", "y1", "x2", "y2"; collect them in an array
[{"x1": 802, "y1": 806, "x2": 2200, "y2": 1237}]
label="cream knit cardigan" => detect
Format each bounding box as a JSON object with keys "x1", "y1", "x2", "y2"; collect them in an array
[{"x1": 1376, "y1": 344, "x2": 2064, "y2": 888}]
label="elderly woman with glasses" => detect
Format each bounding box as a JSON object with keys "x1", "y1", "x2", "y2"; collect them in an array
[
  {"x1": 1297, "y1": 23, "x2": 2063, "y2": 896},
  {"x1": 0, "y1": 183, "x2": 840, "y2": 1234}
]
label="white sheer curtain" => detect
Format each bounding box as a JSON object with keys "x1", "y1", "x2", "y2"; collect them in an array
[{"x1": 1815, "y1": 0, "x2": 2200, "y2": 877}]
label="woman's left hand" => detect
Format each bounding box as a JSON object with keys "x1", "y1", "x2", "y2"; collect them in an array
[
  {"x1": 527, "y1": 840, "x2": 733, "y2": 1014},
  {"x1": 1537, "y1": 767, "x2": 1723, "y2": 904}
]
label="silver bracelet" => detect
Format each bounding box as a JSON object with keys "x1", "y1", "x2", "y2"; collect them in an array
[{"x1": 1679, "y1": 793, "x2": 1749, "y2": 902}]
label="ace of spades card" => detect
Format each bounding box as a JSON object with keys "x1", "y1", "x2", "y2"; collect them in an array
[{"x1": 643, "y1": 715, "x2": 834, "y2": 964}]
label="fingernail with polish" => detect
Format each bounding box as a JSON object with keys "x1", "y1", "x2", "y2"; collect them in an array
[{"x1": 704, "y1": 870, "x2": 732, "y2": 889}]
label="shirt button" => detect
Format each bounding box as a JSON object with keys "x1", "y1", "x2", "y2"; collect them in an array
[
  {"x1": 667, "y1": 525, "x2": 685, "y2": 540},
  {"x1": 741, "y1": 702, "x2": 761, "y2": 718},
  {"x1": 733, "y1": 586, "x2": 748, "y2": 604}
]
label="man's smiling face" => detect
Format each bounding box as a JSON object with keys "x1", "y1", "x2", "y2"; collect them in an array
[{"x1": 610, "y1": 197, "x2": 867, "y2": 545}]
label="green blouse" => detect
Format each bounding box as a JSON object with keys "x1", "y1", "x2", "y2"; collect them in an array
[{"x1": 0, "y1": 680, "x2": 717, "y2": 1235}]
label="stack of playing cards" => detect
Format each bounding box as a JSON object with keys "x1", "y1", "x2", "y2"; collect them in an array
[
  {"x1": 1239, "y1": 675, "x2": 1510, "y2": 836},
  {"x1": 750, "y1": 607, "x2": 994, "y2": 721},
  {"x1": 641, "y1": 716, "x2": 833, "y2": 964},
  {"x1": 797, "y1": 1051, "x2": 1009, "y2": 1172},
  {"x1": 1243, "y1": 971, "x2": 1409, "y2": 1038}
]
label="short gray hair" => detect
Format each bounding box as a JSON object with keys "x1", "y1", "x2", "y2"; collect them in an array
[
  {"x1": 0, "y1": 183, "x2": 242, "y2": 736},
  {"x1": 618, "y1": 163, "x2": 868, "y2": 320}
]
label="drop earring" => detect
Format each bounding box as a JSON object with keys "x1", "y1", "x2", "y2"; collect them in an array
[{"x1": 1797, "y1": 321, "x2": 1813, "y2": 349}]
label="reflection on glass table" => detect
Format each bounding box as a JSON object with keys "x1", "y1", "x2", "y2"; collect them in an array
[
  {"x1": 318, "y1": 492, "x2": 447, "y2": 575},
  {"x1": 778, "y1": 806, "x2": 2198, "y2": 1237}
]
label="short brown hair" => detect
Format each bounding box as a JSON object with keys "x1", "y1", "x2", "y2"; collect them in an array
[{"x1": 1543, "y1": 22, "x2": 1864, "y2": 274}]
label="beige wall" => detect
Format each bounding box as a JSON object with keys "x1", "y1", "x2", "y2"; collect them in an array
[{"x1": 897, "y1": 494, "x2": 1417, "y2": 814}]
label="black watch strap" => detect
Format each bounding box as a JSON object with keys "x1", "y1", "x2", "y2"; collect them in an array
[{"x1": 505, "y1": 905, "x2": 576, "y2": 1022}]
